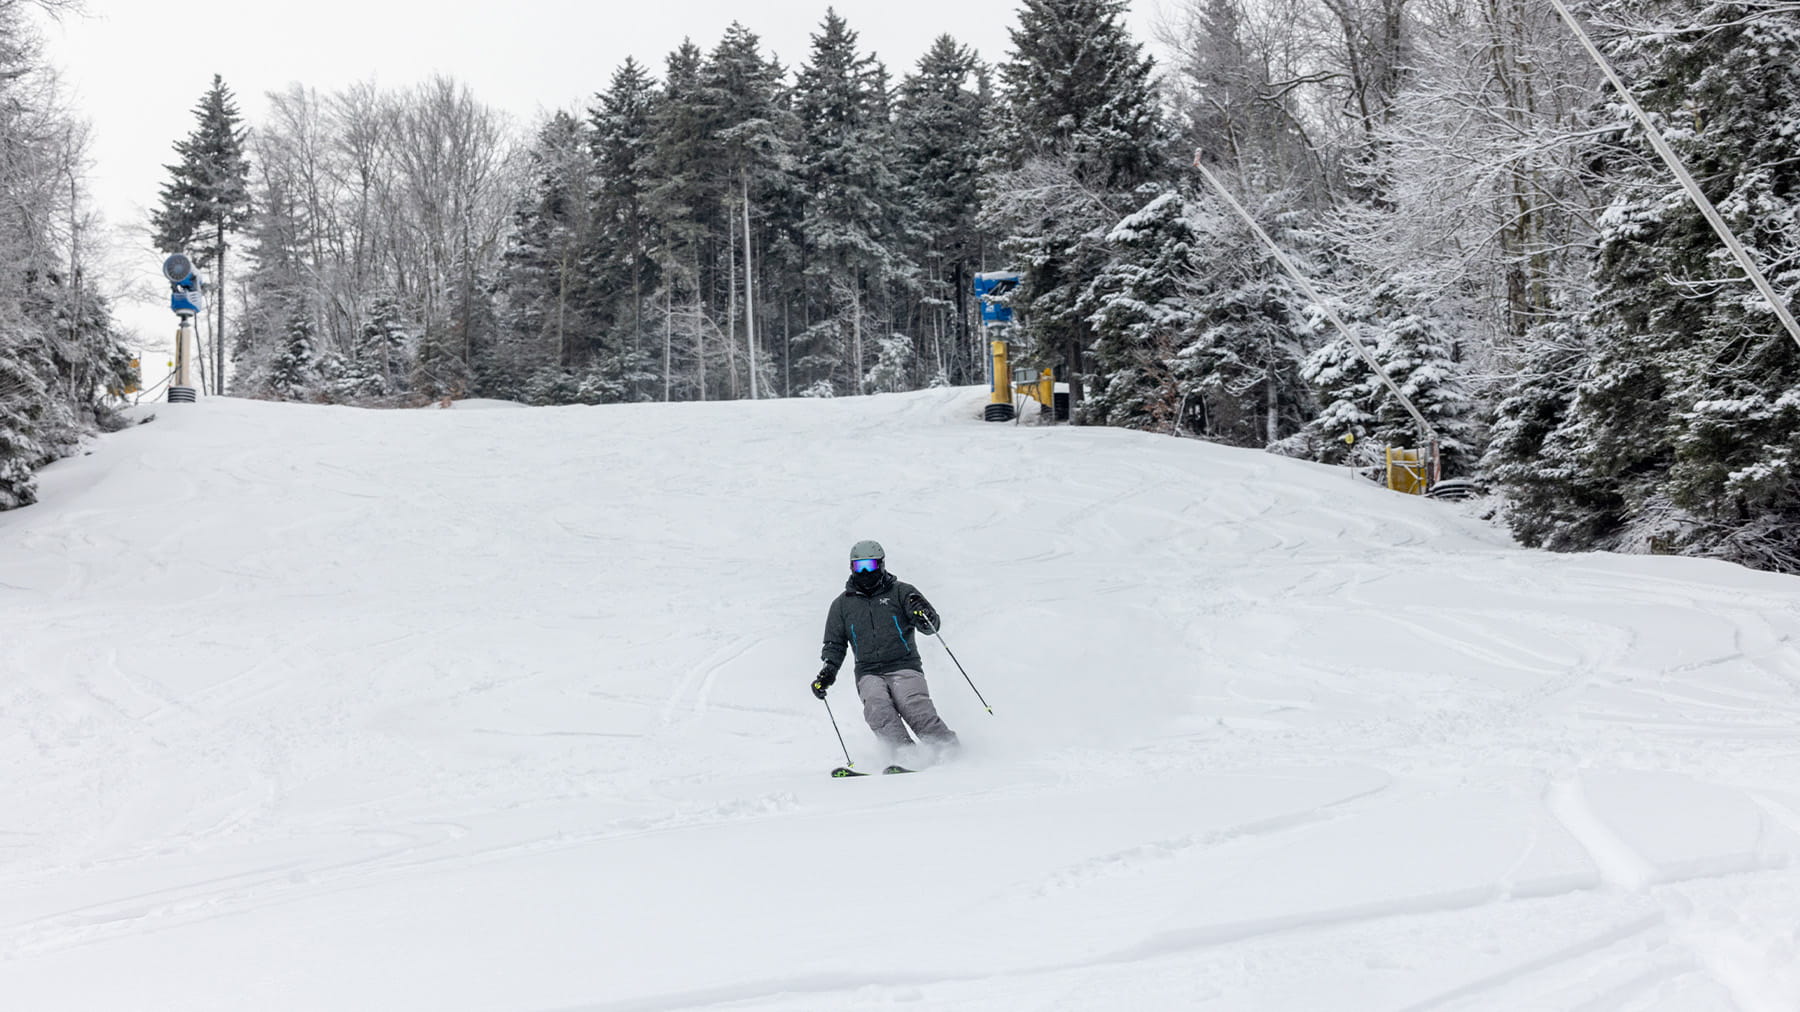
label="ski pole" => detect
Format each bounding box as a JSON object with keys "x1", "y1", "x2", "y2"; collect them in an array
[
  {"x1": 935, "y1": 631, "x2": 993, "y2": 715},
  {"x1": 822, "y1": 695, "x2": 857, "y2": 768}
]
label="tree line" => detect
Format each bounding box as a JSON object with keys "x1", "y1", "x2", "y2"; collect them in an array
[
  {"x1": 1124, "y1": 0, "x2": 1800, "y2": 571},
  {"x1": 0, "y1": 0, "x2": 134, "y2": 510},
  {"x1": 9, "y1": 0, "x2": 1800, "y2": 575},
  {"x1": 194, "y1": 13, "x2": 997, "y2": 407}
]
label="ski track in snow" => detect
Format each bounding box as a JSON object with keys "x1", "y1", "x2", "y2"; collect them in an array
[{"x1": 4, "y1": 388, "x2": 1800, "y2": 1010}]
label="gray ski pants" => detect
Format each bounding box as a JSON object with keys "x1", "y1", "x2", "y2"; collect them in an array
[{"x1": 856, "y1": 670, "x2": 958, "y2": 749}]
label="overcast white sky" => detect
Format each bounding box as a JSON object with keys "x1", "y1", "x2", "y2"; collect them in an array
[{"x1": 40, "y1": 0, "x2": 1168, "y2": 360}]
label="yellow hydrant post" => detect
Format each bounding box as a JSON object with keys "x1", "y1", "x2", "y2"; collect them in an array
[{"x1": 986, "y1": 339, "x2": 1015, "y2": 421}]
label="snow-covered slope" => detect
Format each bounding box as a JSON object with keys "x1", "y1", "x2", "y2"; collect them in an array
[{"x1": 4, "y1": 389, "x2": 1799, "y2": 1011}]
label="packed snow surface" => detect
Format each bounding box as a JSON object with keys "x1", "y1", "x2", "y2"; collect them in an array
[{"x1": 4, "y1": 388, "x2": 1800, "y2": 1011}]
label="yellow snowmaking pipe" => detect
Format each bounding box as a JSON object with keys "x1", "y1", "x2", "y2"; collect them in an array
[{"x1": 985, "y1": 340, "x2": 1015, "y2": 421}]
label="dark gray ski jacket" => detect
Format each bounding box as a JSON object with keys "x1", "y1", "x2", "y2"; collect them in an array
[{"x1": 821, "y1": 571, "x2": 941, "y2": 679}]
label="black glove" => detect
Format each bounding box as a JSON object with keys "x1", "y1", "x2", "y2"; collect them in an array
[
  {"x1": 905, "y1": 592, "x2": 939, "y2": 635},
  {"x1": 812, "y1": 666, "x2": 837, "y2": 699}
]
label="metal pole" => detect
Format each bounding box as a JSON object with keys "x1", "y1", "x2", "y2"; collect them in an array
[
  {"x1": 1546, "y1": 0, "x2": 1800, "y2": 353},
  {"x1": 1190, "y1": 152, "x2": 1439, "y2": 461},
  {"x1": 935, "y1": 631, "x2": 994, "y2": 715},
  {"x1": 173, "y1": 320, "x2": 192, "y2": 390},
  {"x1": 822, "y1": 696, "x2": 857, "y2": 769}
]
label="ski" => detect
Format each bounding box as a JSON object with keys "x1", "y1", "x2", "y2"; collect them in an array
[{"x1": 829, "y1": 765, "x2": 913, "y2": 777}]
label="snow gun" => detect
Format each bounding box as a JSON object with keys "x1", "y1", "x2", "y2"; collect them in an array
[{"x1": 162, "y1": 253, "x2": 203, "y2": 403}]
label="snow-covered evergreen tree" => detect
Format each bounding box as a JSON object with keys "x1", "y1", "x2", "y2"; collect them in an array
[
  {"x1": 0, "y1": 5, "x2": 130, "y2": 510},
  {"x1": 866, "y1": 333, "x2": 916, "y2": 394},
  {"x1": 1181, "y1": 210, "x2": 1315, "y2": 448},
  {"x1": 1483, "y1": 320, "x2": 1597, "y2": 548},
  {"x1": 999, "y1": 0, "x2": 1166, "y2": 189},
  {"x1": 268, "y1": 311, "x2": 317, "y2": 399},
  {"x1": 1079, "y1": 189, "x2": 1201, "y2": 429},
  {"x1": 361, "y1": 294, "x2": 412, "y2": 396},
  {"x1": 151, "y1": 74, "x2": 252, "y2": 395},
  {"x1": 895, "y1": 35, "x2": 992, "y2": 385},
  {"x1": 0, "y1": 306, "x2": 49, "y2": 509},
  {"x1": 494, "y1": 111, "x2": 590, "y2": 390},
  {"x1": 1522, "y1": 0, "x2": 1800, "y2": 568},
  {"x1": 643, "y1": 40, "x2": 725, "y2": 402},
  {"x1": 1300, "y1": 276, "x2": 1477, "y2": 471},
  {"x1": 987, "y1": 0, "x2": 1169, "y2": 418},
  {"x1": 794, "y1": 9, "x2": 904, "y2": 395},
  {"x1": 587, "y1": 58, "x2": 663, "y2": 401},
  {"x1": 703, "y1": 22, "x2": 793, "y2": 401}
]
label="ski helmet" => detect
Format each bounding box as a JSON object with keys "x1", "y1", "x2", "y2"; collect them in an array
[{"x1": 849, "y1": 540, "x2": 885, "y2": 562}]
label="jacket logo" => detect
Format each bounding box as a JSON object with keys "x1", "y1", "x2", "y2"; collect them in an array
[{"x1": 879, "y1": 598, "x2": 891, "y2": 606}]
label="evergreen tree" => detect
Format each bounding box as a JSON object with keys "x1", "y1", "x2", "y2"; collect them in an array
[
  {"x1": 867, "y1": 332, "x2": 917, "y2": 393},
  {"x1": 0, "y1": 306, "x2": 49, "y2": 508},
  {"x1": 361, "y1": 293, "x2": 413, "y2": 395},
  {"x1": 988, "y1": 0, "x2": 1168, "y2": 417},
  {"x1": 1483, "y1": 319, "x2": 1595, "y2": 548},
  {"x1": 1000, "y1": 0, "x2": 1166, "y2": 189},
  {"x1": 1301, "y1": 276, "x2": 1477, "y2": 472},
  {"x1": 0, "y1": 5, "x2": 131, "y2": 510},
  {"x1": 895, "y1": 35, "x2": 991, "y2": 385},
  {"x1": 151, "y1": 74, "x2": 252, "y2": 395},
  {"x1": 588, "y1": 57, "x2": 663, "y2": 400},
  {"x1": 494, "y1": 110, "x2": 591, "y2": 395},
  {"x1": 642, "y1": 39, "x2": 726, "y2": 400},
  {"x1": 1522, "y1": 1, "x2": 1800, "y2": 568},
  {"x1": 793, "y1": 9, "x2": 904, "y2": 394},
  {"x1": 1183, "y1": 209, "x2": 1314, "y2": 447},
  {"x1": 268, "y1": 310, "x2": 316, "y2": 399},
  {"x1": 1079, "y1": 189, "x2": 1201, "y2": 429},
  {"x1": 703, "y1": 23, "x2": 793, "y2": 399}
]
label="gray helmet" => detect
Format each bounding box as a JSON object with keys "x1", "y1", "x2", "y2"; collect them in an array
[{"x1": 850, "y1": 540, "x2": 885, "y2": 561}]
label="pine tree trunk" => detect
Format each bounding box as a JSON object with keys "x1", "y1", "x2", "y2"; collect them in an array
[
  {"x1": 1266, "y1": 374, "x2": 1279, "y2": 445},
  {"x1": 462, "y1": 221, "x2": 475, "y2": 383},
  {"x1": 557, "y1": 249, "x2": 569, "y2": 368},
  {"x1": 663, "y1": 286, "x2": 672, "y2": 403},
  {"x1": 694, "y1": 251, "x2": 707, "y2": 401},
  {"x1": 743, "y1": 171, "x2": 758, "y2": 401},
  {"x1": 853, "y1": 283, "x2": 864, "y2": 394},
  {"x1": 1065, "y1": 334, "x2": 1084, "y2": 422},
  {"x1": 953, "y1": 260, "x2": 968, "y2": 384},
  {"x1": 216, "y1": 227, "x2": 227, "y2": 395},
  {"x1": 630, "y1": 236, "x2": 643, "y2": 401},
  {"x1": 726, "y1": 209, "x2": 739, "y2": 399}
]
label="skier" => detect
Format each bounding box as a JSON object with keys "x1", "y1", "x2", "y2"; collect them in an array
[{"x1": 812, "y1": 540, "x2": 959, "y2": 762}]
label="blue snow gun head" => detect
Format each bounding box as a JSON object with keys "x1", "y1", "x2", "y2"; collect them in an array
[
  {"x1": 163, "y1": 253, "x2": 203, "y2": 318},
  {"x1": 973, "y1": 271, "x2": 1022, "y2": 326}
]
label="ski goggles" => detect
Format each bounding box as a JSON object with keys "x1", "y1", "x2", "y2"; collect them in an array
[{"x1": 851, "y1": 558, "x2": 882, "y2": 574}]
